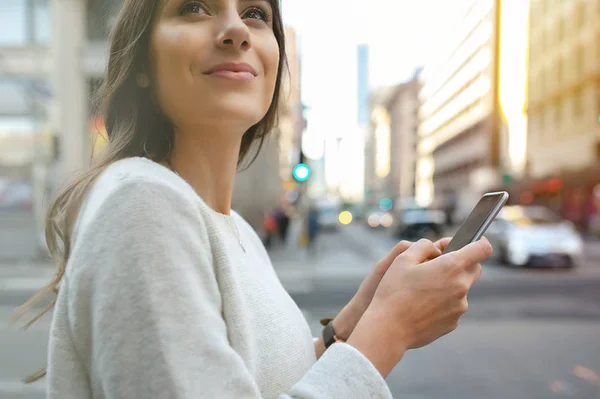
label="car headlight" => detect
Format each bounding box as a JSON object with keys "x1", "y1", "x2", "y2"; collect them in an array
[
  {"x1": 562, "y1": 236, "x2": 583, "y2": 253},
  {"x1": 506, "y1": 228, "x2": 526, "y2": 248}
]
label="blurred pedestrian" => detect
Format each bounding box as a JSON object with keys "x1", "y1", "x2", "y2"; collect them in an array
[
  {"x1": 274, "y1": 207, "x2": 290, "y2": 244},
  {"x1": 11, "y1": 1, "x2": 494, "y2": 398},
  {"x1": 444, "y1": 191, "x2": 457, "y2": 227},
  {"x1": 306, "y1": 205, "x2": 320, "y2": 257},
  {"x1": 263, "y1": 210, "x2": 278, "y2": 249}
]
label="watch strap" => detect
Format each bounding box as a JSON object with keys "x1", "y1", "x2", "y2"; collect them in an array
[{"x1": 321, "y1": 318, "x2": 345, "y2": 349}]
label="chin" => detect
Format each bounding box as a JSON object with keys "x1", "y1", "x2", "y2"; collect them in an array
[{"x1": 205, "y1": 96, "x2": 269, "y2": 129}]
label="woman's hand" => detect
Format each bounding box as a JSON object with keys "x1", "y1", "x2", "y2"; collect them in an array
[
  {"x1": 346, "y1": 238, "x2": 492, "y2": 377},
  {"x1": 332, "y1": 238, "x2": 451, "y2": 340}
]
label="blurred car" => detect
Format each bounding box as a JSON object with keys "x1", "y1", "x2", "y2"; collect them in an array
[
  {"x1": 486, "y1": 205, "x2": 584, "y2": 268},
  {"x1": 316, "y1": 199, "x2": 341, "y2": 231},
  {"x1": 394, "y1": 208, "x2": 446, "y2": 241}
]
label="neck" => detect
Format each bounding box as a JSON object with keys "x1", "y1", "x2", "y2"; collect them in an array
[{"x1": 167, "y1": 126, "x2": 242, "y2": 215}]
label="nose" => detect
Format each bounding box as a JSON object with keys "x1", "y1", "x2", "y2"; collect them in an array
[{"x1": 216, "y1": 11, "x2": 251, "y2": 52}]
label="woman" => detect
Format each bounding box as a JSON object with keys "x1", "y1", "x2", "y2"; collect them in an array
[{"x1": 14, "y1": 0, "x2": 492, "y2": 397}]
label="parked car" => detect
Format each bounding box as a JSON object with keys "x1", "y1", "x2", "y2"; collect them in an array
[
  {"x1": 486, "y1": 205, "x2": 584, "y2": 268},
  {"x1": 394, "y1": 207, "x2": 446, "y2": 241}
]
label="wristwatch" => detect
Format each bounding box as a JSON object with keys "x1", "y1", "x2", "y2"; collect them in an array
[{"x1": 320, "y1": 318, "x2": 346, "y2": 349}]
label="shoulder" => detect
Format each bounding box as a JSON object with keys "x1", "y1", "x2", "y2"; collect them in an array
[
  {"x1": 77, "y1": 157, "x2": 199, "y2": 229},
  {"x1": 68, "y1": 157, "x2": 215, "y2": 278},
  {"x1": 90, "y1": 157, "x2": 197, "y2": 207}
]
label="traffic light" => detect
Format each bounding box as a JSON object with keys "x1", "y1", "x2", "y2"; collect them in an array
[
  {"x1": 292, "y1": 163, "x2": 311, "y2": 182},
  {"x1": 379, "y1": 197, "x2": 393, "y2": 212}
]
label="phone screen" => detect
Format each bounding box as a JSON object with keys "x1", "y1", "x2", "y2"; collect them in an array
[{"x1": 443, "y1": 193, "x2": 507, "y2": 254}]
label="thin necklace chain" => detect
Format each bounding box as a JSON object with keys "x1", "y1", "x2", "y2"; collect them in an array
[{"x1": 166, "y1": 158, "x2": 246, "y2": 253}]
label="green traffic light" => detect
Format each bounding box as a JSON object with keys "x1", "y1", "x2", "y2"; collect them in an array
[
  {"x1": 292, "y1": 163, "x2": 311, "y2": 182},
  {"x1": 379, "y1": 198, "x2": 393, "y2": 212}
]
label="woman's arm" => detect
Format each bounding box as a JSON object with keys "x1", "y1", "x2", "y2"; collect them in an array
[{"x1": 67, "y1": 178, "x2": 393, "y2": 399}]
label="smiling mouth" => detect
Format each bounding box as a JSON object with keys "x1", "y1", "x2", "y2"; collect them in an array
[
  {"x1": 206, "y1": 70, "x2": 256, "y2": 81},
  {"x1": 204, "y1": 62, "x2": 257, "y2": 81}
]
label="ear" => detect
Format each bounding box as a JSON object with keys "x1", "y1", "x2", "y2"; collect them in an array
[{"x1": 136, "y1": 73, "x2": 150, "y2": 88}]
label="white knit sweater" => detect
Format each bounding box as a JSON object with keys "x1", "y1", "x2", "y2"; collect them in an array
[{"x1": 46, "y1": 157, "x2": 392, "y2": 398}]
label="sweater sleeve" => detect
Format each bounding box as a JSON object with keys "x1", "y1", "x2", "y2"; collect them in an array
[{"x1": 68, "y1": 178, "x2": 392, "y2": 399}]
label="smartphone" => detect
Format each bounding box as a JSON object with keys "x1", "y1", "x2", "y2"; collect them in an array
[{"x1": 442, "y1": 191, "x2": 509, "y2": 254}]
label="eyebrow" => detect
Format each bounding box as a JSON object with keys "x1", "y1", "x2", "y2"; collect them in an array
[{"x1": 163, "y1": 0, "x2": 272, "y2": 13}]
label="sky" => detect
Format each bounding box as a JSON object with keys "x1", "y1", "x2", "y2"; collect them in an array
[
  {"x1": 281, "y1": 0, "x2": 467, "y2": 109},
  {"x1": 280, "y1": 0, "x2": 469, "y2": 197}
]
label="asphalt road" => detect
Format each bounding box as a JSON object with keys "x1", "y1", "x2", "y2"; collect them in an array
[{"x1": 1, "y1": 222, "x2": 599, "y2": 398}]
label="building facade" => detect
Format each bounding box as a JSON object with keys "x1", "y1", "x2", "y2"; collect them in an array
[
  {"x1": 417, "y1": 0, "x2": 530, "y2": 216},
  {"x1": 525, "y1": 0, "x2": 600, "y2": 230},
  {"x1": 232, "y1": 27, "x2": 304, "y2": 230},
  {"x1": 417, "y1": 0, "x2": 500, "y2": 211},
  {"x1": 364, "y1": 72, "x2": 420, "y2": 210},
  {"x1": 388, "y1": 75, "x2": 420, "y2": 203},
  {"x1": 364, "y1": 86, "x2": 394, "y2": 207},
  {"x1": 527, "y1": 0, "x2": 600, "y2": 177},
  {"x1": 0, "y1": 1, "x2": 302, "y2": 247}
]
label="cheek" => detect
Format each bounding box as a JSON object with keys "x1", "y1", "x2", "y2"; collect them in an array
[
  {"x1": 149, "y1": 27, "x2": 199, "y2": 111},
  {"x1": 262, "y1": 36, "x2": 281, "y2": 101}
]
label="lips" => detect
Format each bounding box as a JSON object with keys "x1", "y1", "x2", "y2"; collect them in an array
[{"x1": 204, "y1": 62, "x2": 257, "y2": 81}]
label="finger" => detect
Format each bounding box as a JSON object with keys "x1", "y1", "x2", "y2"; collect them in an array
[
  {"x1": 465, "y1": 262, "x2": 483, "y2": 285},
  {"x1": 453, "y1": 238, "x2": 494, "y2": 269},
  {"x1": 388, "y1": 240, "x2": 413, "y2": 259},
  {"x1": 429, "y1": 238, "x2": 493, "y2": 271},
  {"x1": 433, "y1": 237, "x2": 452, "y2": 252},
  {"x1": 400, "y1": 239, "x2": 441, "y2": 264},
  {"x1": 373, "y1": 240, "x2": 413, "y2": 275}
]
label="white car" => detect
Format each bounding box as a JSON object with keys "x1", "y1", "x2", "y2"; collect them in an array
[{"x1": 486, "y1": 205, "x2": 584, "y2": 268}]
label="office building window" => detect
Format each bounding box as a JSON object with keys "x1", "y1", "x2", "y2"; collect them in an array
[
  {"x1": 0, "y1": 1, "x2": 50, "y2": 46},
  {"x1": 32, "y1": 0, "x2": 50, "y2": 44},
  {"x1": 539, "y1": 69, "x2": 546, "y2": 96},
  {"x1": 575, "y1": 1, "x2": 586, "y2": 27},
  {"x1": 531, "y1": 111, "x2": 542, "y2": 138},
  {"x1": 0, "y1": 1, "x2": 27, "y2": 46},
  {"x1": 573, "y1": 90, "x2": 583, "y2": 116},
  {"x1": 557, "y1": 17, "x2": 565, "y2": 43},
  {"x1": 545, "y1": 107, "x2": 554, "y2": 135},
  {"x1": 576, "y1": 45, "x2": 584, "y2": 77},
  {"x1": 0, "y1": 80, "x2": 30, "y2": 115},
  {"x1": 561, "y1": 100, "x2": 570, "y2": 126}
]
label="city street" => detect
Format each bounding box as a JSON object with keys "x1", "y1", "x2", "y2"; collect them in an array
[{"x1": 1, "y1": 221, "x2": 600, "y2": 398}]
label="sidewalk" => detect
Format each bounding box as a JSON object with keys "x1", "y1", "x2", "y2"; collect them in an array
[{"x1": 0, "y1": 260, "x2": 55, "y2": 294}]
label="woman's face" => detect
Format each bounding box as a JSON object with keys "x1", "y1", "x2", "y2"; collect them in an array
[{"x1": 149, "y1": 0, "x2": 280, "y2": 135}]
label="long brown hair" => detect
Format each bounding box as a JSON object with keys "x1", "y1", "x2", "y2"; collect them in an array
[{"x1": 12, "y1": 0, "x2": 287, "y2": 382}]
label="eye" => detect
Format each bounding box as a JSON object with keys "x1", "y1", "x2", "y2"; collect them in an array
[
  {"x1": 180, "y1": 1, "x2": 208, "y2": 16},
  {"x1": 242, "y1": 6, "x2": 270, "y2": 22}
]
